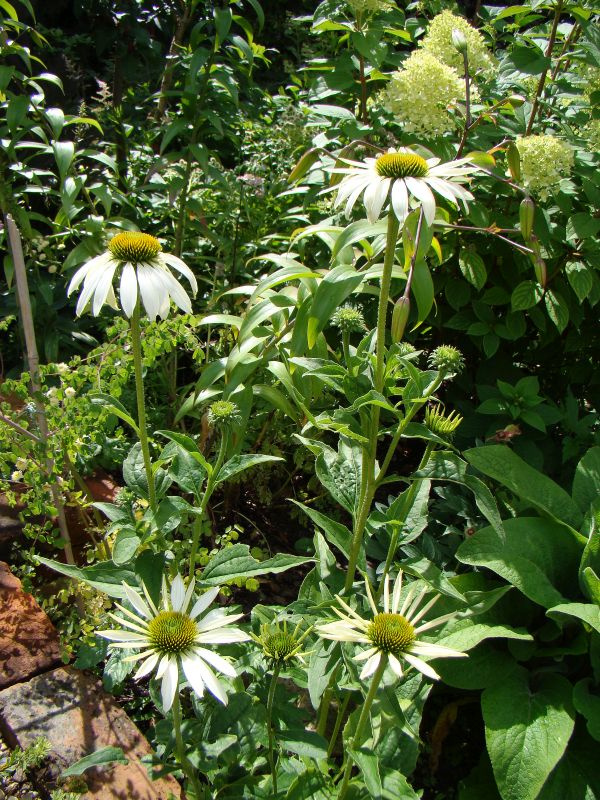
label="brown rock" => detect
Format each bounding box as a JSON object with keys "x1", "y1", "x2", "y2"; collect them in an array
[
  {"x1": 0, "y1": 563, "x2": 62, "y2": 689},
  {"x1": 0, "y1": 667, "x2": 182, "y2": 799}
]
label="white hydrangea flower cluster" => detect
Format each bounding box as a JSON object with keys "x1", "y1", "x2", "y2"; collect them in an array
[
  {"x1": 380, "y1": 50, "x2": 465, "y2": 136},
  {"x1": 346, "y1": 0, "x2": 394, "y2": 15},
  {"x1": 516, "y1": 135, "x2": 574, "y2": 201},
  {"x1": 419, "y1": 10, "x2": 495, "y2": 78}
]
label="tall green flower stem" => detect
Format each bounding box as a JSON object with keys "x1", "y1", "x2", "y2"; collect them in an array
[
  {"x1": 344, "y1": 212, "x2": 401, "y2": 592},
  {"x1": 376, "y1": 441, "x2": 436, "y2": 601},
  {"x1": 172, "y1": 692, "x2": 204, "y2": 799},
  {"x1": 129, "y1": 304, "x2": 157, "y2": 513},
  {"x1": 336, "y1": 656, "x2": 388, "y2": 800},
  {"x1": 327, "y1": 692, "x2": 352, "y2": 758},
  {"x1": 525, "y1": 0, "x2": 564, "y2": 135},
  {"x1": 266, "y1": 664, "x2": 282, "y2": 795},
  {"x1": 188, "y1": 429, "x2": 229, "y2": 576}
]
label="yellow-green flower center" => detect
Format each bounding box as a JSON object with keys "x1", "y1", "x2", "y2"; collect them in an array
[
  {"x1": 367, "y1": 612, "x2": 415, "y2": 655},
  {"x1": 108, "y1": 232, "x2": 161, "y2": 264},
  {"x1": 148, "y1": 611, "x2": 197, "y2": 654},
  {"x1": 264, "y1": 631, "x2": 297, "y2": 661},
  {"x1": 375, "y1": 153, "x2": 429, "y2": 179}
]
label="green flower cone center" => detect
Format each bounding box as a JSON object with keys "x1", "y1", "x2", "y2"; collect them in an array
[
  {"x1": 108, "y1": 232, "x2": 161, "y2": 264},
  {"x1": 148, "y1": 611, "x2": 197, "y2": 654},
  {"x1": 264, "y1": 632, "x2": 297, "y2": 661},
  {"x1": 376, "y1": 153, "x2": 429, "y2": 179},
  {"x1": 367, "y1": 612, "x2": 415, "y2": 655}
]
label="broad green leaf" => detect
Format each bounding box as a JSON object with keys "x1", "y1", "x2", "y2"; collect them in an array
[
  {"x1": 279, "y1": 728, "x2": 328, "y2": 760},
  {"x1": 459, "y1": 248, "x2": 487, "y2": 289},
  {"x1": 537, "y1": 728, "x2": 600, "y2": 800},
  {"x1": 349, "y1": 748, "x2": 420, "y2": 799},
  {"x1": 52, "y1": 140, "x2": 75, "y2": 180},
  {"x1": 36, "y1": 558, "x2": 134, "y2": 598},
  {"x1": 434, "y1": 613, "x2": 532, "y2": 653},
  {"x1": 61, "y1": 746, "x2": 127, "y2": 777},
  {"x1": 411, "y1": 260, "x2": 434, "y2": 322},
  {"x1": 307, "y1": 265, "x2": 364, "y2": 349},
  {"x1": 199, "y1": 543, "x2": 311, "y2": 585},
  {"x1": 331, "y1": 218, "x2": 387, "y2": 259},
  {"x1": 292, "y1": 500, "x2": 364, "y2": 569},
  {"x1": 482, "y1": 670, "x2": 575, "y2": 800},
  {"x1": 252, "y1": 384, "x2": 299, "y2": 421},
  {"x1": 436, "y1": 642, "x2": 519, "y2": 690},
  {"x1": 89, "y1": 392, "x2": 139, "y2": 434},
  {"x1": 572, "y1": 446, "x2": 600, "y2": 514},
  {"x1": 286, "y1": 767, "x2": 336, "y2": 799},
  {"x1": 156, "y1": 430, "x2": 211, "y2": 475},
  {"x1": 112, "y1": 529, "x2": 140, "y2": 566},
  {"x1": 565, "y1": 261, "x2": 593, "y2": 302},
  {"x1": 465, "y1": 445, "x2": 583, "y2": 530},
  {"x1": 544, "y1": 289, "x2": 569, "y2": 333},
  {"x1": 573, "y1": 679, "x2": 600, "y2": 741},
  {"x1": 547, "y1": 602, "x2": 600, "y2": 635},
  {"x1": 123, "y1": 443, "x2": 149, "y2": 499},
  {"x1": 457, "y1": 517, "x2": 582, "y2": 608},
  {"x1": 215, "y1": 454, "x2": 283, "y2": 485},
  {"x1": 315, "y1": 437, "x2": 362, "y2": 514}
]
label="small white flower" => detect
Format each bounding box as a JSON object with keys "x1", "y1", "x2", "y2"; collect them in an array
[
  {"x1": 333, "y1": 148, "x2": 476, "y2": 226},
  {"x1": 64, "y1": 387, "x2": 76, "y2": 399},
  {"x1": 98, "y1": 574, "x2": 250, "y2": 712},
  {"x1": 67, "y1": 232, "x2": 198, "y2": 321},
  {"x1": 11, "y1": 470, "x2": 23, "y2": 482},
  {"x1": 15, "y1": 458, "x2": 27, "y2": 471},
  {"x1": 317, "y1": 572, "x2": 466, "y2": 681}
]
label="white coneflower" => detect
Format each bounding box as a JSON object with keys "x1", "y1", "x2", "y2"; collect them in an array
[
  {"x1": 67, "y1": 231, "x2": 197, "y2": 320},
  {"x1": 317, "y1": 572, "x2": 465, "y2": 681},
  {"x1": 333, "y1": 148, "x2": 476, "y2": 225},
  {"x1": 98, "y1": 574, "x2": 249, "y2": 712}
]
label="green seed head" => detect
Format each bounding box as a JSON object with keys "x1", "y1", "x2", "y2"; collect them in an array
[
  {"x1": 428, "y1": 345, "x2": 465, "y2": 376},
  {"x1": 396, "y1": 342, "x2": 417, "y2": 357},
  {"x1": 148, "y1": 611, "x2": 197, "y2": 655},
  {"x1": 375, "y1": 152, "x2": 429, "y2": 180},
  {"x1": 367, "y1": 612, "x2": 416, "y2": 655},
  {"x1": 331, "y1": 305, "x2": 366, "y2": 334},
  {"x1": 264, "y1": 631, "x2": 298, "y2": 661},
  {"x1": 108, "y1": 232, "x2": 161, "y2": 264},
  {"x1": 207, "y1": 400, "x2": 241, "y2": 430}
]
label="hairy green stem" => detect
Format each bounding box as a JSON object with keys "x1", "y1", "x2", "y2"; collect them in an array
[
  {"x1": 337, "y1": 656, "x2": 387, "y2": 800},
  {"x1": 172, "y1": 692, "x2": 204, "y2": 799},
  {"x1": 129, "y1": 304, "x2": 157, "y2": 512},
  {"x1": 377, "y1": 441, "x2": 436, "y2": 599},
  {"x1": 327, "y1": 692, "x2": 352, "y2": 758},
  {"x1": 188, "y1": 429, "x2": 229, "y2": 576},
  {"x1": 525, "y1": 0, "x2": 564, "y2": 135},
  {"x1": 266, "y1": 664, "x2": 281, "y2": 796},
  {"x1": 344, "y1": 213, "x2": 401, "y2": 593},
  {"x1": 456, "y1": 50, "x2": 471, "y2": 158}
]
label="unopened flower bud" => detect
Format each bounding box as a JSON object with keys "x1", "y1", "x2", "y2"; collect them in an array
[
  {"x1": 529, "y1": 235, "x2": 547, "y2": 287},
  {"x1": 519, "y1": 197, "x2": 535, "y2": 241},
  {"x1": 428, "y1": 345, "x2": 465, "y2": 377},
  {"x1": 250, "y1": 620, "x2": 312, "y2": 665},
  {"x1": 391, "y1": 296, "x2": 410, "y2": 343},
  {"x1": 425, "y1": 404, "x2": 463, "y2": 440},
  {"x1": 451, "y1": 29, "x2": 468, "y2": 55},
  {"x1": 207, "y1": 399, "x2": 241, "y2": 431},
  {"x1": 507, "y1": 94, "x2": 525, "y2": 108},
  {"x1": 506, "y1": 142, "x2": 521, "y2": 182},
  {"x1": 331, "y1": 305, "x2": 366, "y2": 334}
]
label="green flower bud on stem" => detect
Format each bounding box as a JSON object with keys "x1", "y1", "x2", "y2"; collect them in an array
[
  {"x1": 391, "y1": 296, "x2": 410, "y2": 343},
  {"x1": 428, "y1": 345, "x2": 465, "y2": 377},
  {"x1": 506, "y1": 142, "x2": 521, "y2": 182},
  {"x1": 520, "y1": 197, "x2": 535, "y2": 241},
  {"x1": 207, "y1": 400, "x2": 241, "y2": 431},
  {"x1": 451, "y1": 29, "x2": 468, "y2": 55},
  {"x1": 528, "y1": 235, "x2": 547, "y2": 288}
]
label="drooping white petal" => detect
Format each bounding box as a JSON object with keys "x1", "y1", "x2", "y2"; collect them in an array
[
  {"x1": 344, "y1": 179, "x2": 371, "y2": 218},
  {"x1": 410, "y1": 642, "x2": 466, "y2": 659},
  {"x1": 170, "y1": 574, "x2": 186, "y2": 612},
  {"x1": 196, "y1": 627, "x2": 250, "y2": 645},
  {"x1": 156, "y1": 654, "x2": 171, "y2": 680},
  {"x1": 390, "y1": 179, "x2": 409, "y2": 224},
  {"x1": 414, "y1": 611, "x2": 458, "y2": 634},
  {"x1": 91, "y1": 261, "x2": 118, "y2": 316},
  {"x1": 404, "y1": 177, "x2": 437, "y2": 225},
  {"x1": 122, "y1": 583, "x2": 153, "y2": 620},
  {"x1": 424, "y1": 176, "x2": 461, "y2": 207},
  {"x1": 189, "y1": 587, "x2": 221, "y2": 620},
  {"x1": 158, "y1": 267, "x2": 193, "y2": 314},
  {"x1": 67, "y1": 253, "x2": 110, "y2": 295},
  {"x1": 389, "y1": 653, "x2": 404, "y2": 677},
  {"x1": 134, "y1": 652, "x2": 160, "y2": 680},
  {"x1": 161, "y1": 658, "x2": 179, "y2": 711},
  {"x1": 360, "y1": 652, "x2": 382, "y2": 680},
  {"x1": 353, "y1": 646, "x2": 379, "y2": 663},
  {"x1": 75, "y1": 265, "x2": 108, "y2": 316},
  {"x1": 185, "y1": 656, "x2": 228, "y2": 705},
  {"x1": 97, "y1": 629, "x2": 148, "y2": 642},
  {"x1": 403, "y1": 652, "x2": 440, "y2": 681},
  {"x1": 120, "y1": 263, "x2": 138, "y2": 318},
  {"x1": 137, "y1": 263, "x2": 163, "y2": 320},
  {"x1": 197, "y1": 611, "x2": 245, "y2": 633},
  {"x1": 160, "y1": 253, "x2": 198, "y2": 294},
  {"x1": 405, "y1": 587, "x2": 428, "y2": 623},
  {"x1": 335, "y1": 595, "x2": 370, "y2": 628},
  {"x1": 193, "y1": 646, "x2": 237, "y2": 678},
  {"x1": 181, "y1": 654, "x2": 205, "y2": 698},
  {"x1": 399, "y1": 581, "x2": 419, "y2": 616},
  {"x1": 363, "y1": 177, "x2": 389, "y2": 223}
]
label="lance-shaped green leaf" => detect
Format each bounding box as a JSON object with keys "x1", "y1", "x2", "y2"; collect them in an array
[
  {"x1": 215, "y1": 454, "x2": 283, "y2": 486},
  {"x1": 199, "y1": 543, "x2": 312, "y2": 585},
  {"x1": 307, "y1": 265, "x2": 364, "y2": 349}
]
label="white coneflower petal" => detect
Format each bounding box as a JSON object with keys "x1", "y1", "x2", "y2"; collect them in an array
[
  {"x1": 123, "y1": 583, "x2": 153, "y2": 620},
  {"x1": 404, "y1": 177, "x2": 436, "y2": 224},
  {"x1": 97, "y1": 629, "x2": 148, "y2": 642},
  {"x1": 161, "y1": 659, "x2": 179, "y2": 712},
  {"x1": 134, "y1": 652, "x2": 160, "y2": 680},
  {"x1": 194, "y1": 647, "x2": 237, "y2": 678},
  {"x1": 120, "y1": 263, "x2": 138, "y2": 318},
  {"x1": 317, "y1": 571, "x2": 465, "y2": 684},
  {"x1": 190, "y1": 587, "x2": 221, "y2": 620},
  {"x1": 391, "y1": 179, "x2": 409, "y2": 223},
  {"x1": 91, "y1": 262, "x2": 118, "y2": 316},
  {"x1": 162, "y1": 253, "x2": 198, "y2": 294},
  {"x1": 192, "y1": 658, "x2": 228, "y2": 705},
  {"x1": 196, "y1": 629, "x2": 251, "y2": 645},
  {"x1": 170, "y1": 573, "x2": 187, "y2": 612}
]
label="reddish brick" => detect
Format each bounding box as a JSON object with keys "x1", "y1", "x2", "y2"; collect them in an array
[
  {"x1": 0, "y1": 562, "x2": 62, "y2": 689},
  {"x1": 0, "y1": 666, "x2": 182, "y2": 799}
]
